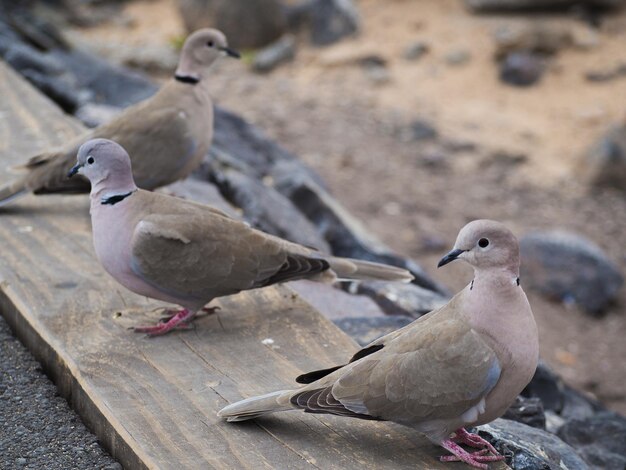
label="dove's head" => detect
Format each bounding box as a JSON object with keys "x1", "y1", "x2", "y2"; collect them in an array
[
  {"x1": 438, "y1": 220, "x2": 520, "y2": 273},
  {"x1": 175, "y1": 29, "x2": 239, "y2": 83},
  {"x1": 69, "y1": 139, "x2": 137, "y2": 195}
]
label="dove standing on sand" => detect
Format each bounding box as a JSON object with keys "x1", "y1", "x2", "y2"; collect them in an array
[
  {"x1": 219, "y1": 220, "x2": 539, "y2": 469},
  {"x1": 0, "y1": 29, "x2": 240, "y2": 206},
  {"x1": 69, "y1": 139, "x2": 412, "y2": 336}
]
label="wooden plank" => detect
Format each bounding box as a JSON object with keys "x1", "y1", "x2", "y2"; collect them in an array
[{"x1": 0, "y1": 61, "x2": 505, "y2": 469}]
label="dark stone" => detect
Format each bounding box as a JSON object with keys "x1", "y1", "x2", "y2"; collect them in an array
[
  {"x1": 467, "y1": 0, "x2": 624, "y2": 11},
  {"x1": 523, "y1": 361, "x2": 566, "y2": 413},
  {"x1": 208, "y1": 167, "x2": 331, "y2": 252},
  {"x1": 476, "y1": 419, "x2": 590, "y2": 470},
  {"x1": 582, "y1": 123, "x2": 626, "y2": 191},
  {"x1": 160, "y1": 178, "x2": 240, "y2": 219},
  {"x1": 49, "y1": 48, "x2": 157, "y2": 108},
  {"x1": 178, "y1": 0, "x2": 287, "y2": 50},
  {"x1": 19, "y1": 69, "x2": 84, "y2": 113},
  {"x1": 333, "y1": 316, "x2": 413, "y2": 346},
  {"x1": 522, "y1": 361, "x2": 605, "y2": 429},
  {"x1": 210, "y1": 107, "x2": 327, "y2": 185},
  {"x1": 585, "y1": 63, "x2": 626, "y2": 82},
  {"x1": 272, "y1": 168, "x2": 449, "y2": 295},
  {"x1": 309, "y1": 0, "x2": 360, "y2": 46},
  {"x1": 503, "y1": 396, "x2": 546, "y2": 429},
  {"x1": 3, "y1": 42, "x2": 64, "y2": 76},
  {"x1": 74, "y1": 103, "x2": 122, "y2": 128},
  {"x1": 407, "y1": 119, "x2": 439, "y2": 142},
  {"x1": 558, "y1": 411, "x2": 626, "y2": 469},
  {"x1": 252, "y1": 34, "x2": 296, "y2": 73},
  {"x1": 350, "y1": 281, "x2": 448, "y2": 317},
  {"x1": 499, "y1": 51, "x2": 546, "y2": 87},
  {"x1": 520, "y1": 231, "x2": 623, "y2": 314},
  {"x1": 403, "y1": 41, "x2": 429, "y2": 61}
]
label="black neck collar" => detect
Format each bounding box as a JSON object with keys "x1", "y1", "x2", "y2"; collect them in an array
[
  {"x1": 175, "y1": 74, "x2": 200, "y2": 85},
  {"x1": 101, "y1": 190, "x2": 136, "y2": 206}
]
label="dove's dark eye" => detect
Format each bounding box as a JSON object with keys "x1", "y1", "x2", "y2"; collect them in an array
[
  {"x1": 478, "y1": 238, "x2": 489, "y2": 248},
  {"x1": 207, "y1": 41, "x2": 214, "y2": 47},
  {"x1": 87, "y1": 156, "x2": 95, "y2": 165}
]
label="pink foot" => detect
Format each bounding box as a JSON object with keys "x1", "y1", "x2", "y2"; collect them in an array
[
  {"x1": 133, "y1": 308, "x2": 196, "y2": 336},
  {"x1": 440, "y1": 437, "x2": 504, "y2": 469},
  {"x1": 453, "y1": 427, "x2": 501, "y2": 457}
]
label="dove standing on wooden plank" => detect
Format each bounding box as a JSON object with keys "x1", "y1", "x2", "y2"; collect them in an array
[
  {"x1": 0, "y1": 29, "x2": 239, "y2": 206},
  {"x1": 69, "y1": 139, "x2": 412, "y2": 336},
  {"x1": 219, "y1": 220, "x2": 539, "y2": 469}
]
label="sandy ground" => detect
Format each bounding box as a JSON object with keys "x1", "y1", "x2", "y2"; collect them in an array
[{"x1": 73, "y1": 0, "x2": 626, "y2": 413}]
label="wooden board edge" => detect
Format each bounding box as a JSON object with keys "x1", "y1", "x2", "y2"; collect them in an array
[{"x1": 0, "y1": 286, "x2": 156, "y2": 469}]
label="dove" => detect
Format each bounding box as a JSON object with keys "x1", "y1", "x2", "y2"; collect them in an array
[
  {"x1": 70, "y1": 138, "x2": 413, "y2": 336},
  {"x1": 0, "y1": 28, "x2": 240, "y2": 206},
  {"x1": 219, "y1": 219, "x2": 539, "y2": 469}
]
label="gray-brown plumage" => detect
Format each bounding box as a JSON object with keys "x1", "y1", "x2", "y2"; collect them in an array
[
  {"x1": 219, "y1": 219, "x2": 539, "y2": 469},
  {"x1": 0, "y1": 29, "x2": 239, "y2": 206},
  {"x1": 71, "y1": 139, "x2": 413, "y2": 336}
]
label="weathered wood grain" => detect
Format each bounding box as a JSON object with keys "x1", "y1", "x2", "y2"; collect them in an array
[{"x1": 0, "y1": 61, "x2": 507, "y2": 469}]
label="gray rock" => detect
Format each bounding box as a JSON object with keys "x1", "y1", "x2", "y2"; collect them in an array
[
  {"x1": 445, "y1": 49, "x2": 471, "y2": 66},
  {"x1": 309, "y1": 0, "x2": 360, "y2": 46},
  {"x1": 406, "y1": 119, "x2": 438, "y2": 142},
  {"x1": 333, "y1": 316, "x2": 413, "y2": 346},
  {"x1": 74, "y1": 103, "x2": 122, "y2": 128},
  {"x1": 160, "y1": 178, "x2": 240, "y2": 218},
  {"x1": 19, "y1": 68, "x2": 85, "y2": 113},
  {"x1": 209, "y1": 167, "x2": 331, "y2": 252},
  {"x1": 467, "y1": 0, "x2": 624, "y2": 11},
  {"x1": 522, "y1": 362, "x2": 604, "y2": 426},
  {"x1": 476, "y1": 418, "x2": 590, "y2": 470},
  {"x1": 493, "y1": 23, "x2": 574, "y2": 59},
  {"x1": 585, "y1": 63, "x2": 626, "y2": 82},
  {"x1": 210, "y1": 107, "x2": 327, "y2": 185},
  {"x1": 178, "y1": 0, "x2": 287, "y2": 50},
  {"x1": 362, "y1": 63, "x2": 390, "y2": 85},
  {"x1": 252, "y1": 34, "x2": 296, "y2": 73},
  {"x1": 558, "y1": 411, "x2": 626, "y2": 469},
  {"x1": 520, "y1": 231, "x2": 623, "y2": 314},
  {"x1": 499, "y1": 51, "x2": 546, "y2": 87},
  {"x1": 503, "y1": 396, "x2": 546, "y2": 429},
  {"x1": 403, "y1": 41, "x2": 429, "y2": 61},
  {"x1": 50, "y1": 48, "x2": 157, "y2": 108},
  {"x1": 272, "y1": 167, "x2": 448, "y2": 295},
  {"x1": 582, "y1": 123, "x2": 626, "y2": 191},
  {"x1": 350, "y1": 281, "x2": 448, "y2": 317}
]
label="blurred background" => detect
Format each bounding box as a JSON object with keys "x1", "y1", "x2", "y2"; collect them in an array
[{"x1": 1, "y1": 0, "x2": 625, "y2": 420}]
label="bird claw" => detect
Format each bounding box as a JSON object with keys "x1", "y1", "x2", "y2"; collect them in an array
[
  {"x1": 133, "y1": 308, "x2": 195, "y2": 336},
  {"x1": 453, "y1": 428, "x2": 500, "y2": 456},
  {"x1": 440, "y1": 433, "x2": 504, "y2": 469}
]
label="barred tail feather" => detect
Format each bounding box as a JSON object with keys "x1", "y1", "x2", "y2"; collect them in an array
[
  {"x1": 218, "y1": 390, "x2": 294, "y2": 422},
  {"x1": 328, "y1": 258, "x2": 413, "y2": 283}
]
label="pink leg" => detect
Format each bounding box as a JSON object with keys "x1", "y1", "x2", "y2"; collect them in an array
[
  {"x1": 439, "y1": 440, "x2": 503, "y2": 469},
  {"x1": 133, "y1": 308, "x2": 196, "y2": 336},
  {"x1": 453, "y1": 428, "x2": 501, "y2": 457}
]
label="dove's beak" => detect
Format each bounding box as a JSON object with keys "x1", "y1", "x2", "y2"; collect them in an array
[
  {"x1": 67, "y1": 163, "x2": 82, "y2": 178},
  {"x1": 437, "y1": 249, "x2": 465, "y2": 268},
  {"x1": 219, "y1": 46, "x2": 241, "y2": 59}
]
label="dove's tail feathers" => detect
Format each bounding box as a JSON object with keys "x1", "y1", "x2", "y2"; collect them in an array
[
  {"x1": 328, "y1": 258, "x2": 413, "y2": 283},
  {"x1": 0, "y1": 177, "x2": 28, "y2": 207},
  {"x1": 218, "y1": 390, "x2": 294, "y2": 422}
]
